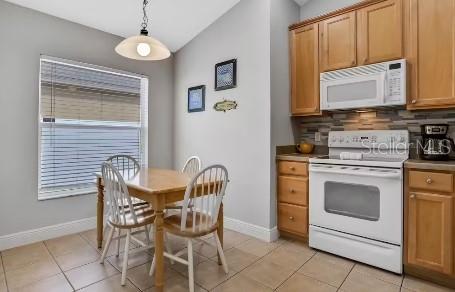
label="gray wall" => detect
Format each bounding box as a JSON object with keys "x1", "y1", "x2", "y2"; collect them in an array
[
  {"x1": 0, "y1": 0, "x2": 174, "y2": 236},
  {"x1": 270, "y1": 0, "x2": 300, "y2": 227},
  {"x1": 173, "y1": 0, "x2": 273, "y2": 229},
  {"x1": 300, "y1": 0, "x2": 362, "y2": 20}
]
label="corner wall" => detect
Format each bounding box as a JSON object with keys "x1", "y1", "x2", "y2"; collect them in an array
[
  {"x1": 270, "y1": 0, "x2": 300, "y2": 227},
  {"x1": 173, "y1": 0, "x2": 273, "y2": 231}
]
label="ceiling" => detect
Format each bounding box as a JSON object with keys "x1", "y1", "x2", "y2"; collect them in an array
[
  {"x1": 293, "y1": 0, "x2": 309, "y2": 6},
  {"x1": 4, "y1": 0, "x2": 240, "y2": 52}
]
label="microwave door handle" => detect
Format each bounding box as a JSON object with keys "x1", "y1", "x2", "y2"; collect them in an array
[{"x1": 310, "y1": 167, "x2": 401, "y2": 179}]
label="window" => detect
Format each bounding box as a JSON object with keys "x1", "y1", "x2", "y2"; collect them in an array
[{"x1": 38, "y1": 56, "x2": 148, "y2": 200}]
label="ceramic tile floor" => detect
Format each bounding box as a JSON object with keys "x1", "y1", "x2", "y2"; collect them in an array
[{"x1": 0, "y1": 228, "x2": 454, "y2": 292}]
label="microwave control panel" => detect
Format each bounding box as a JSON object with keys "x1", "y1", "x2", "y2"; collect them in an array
[{"x1": 386, "y1": 60, "x2": 406, "y2": 102}]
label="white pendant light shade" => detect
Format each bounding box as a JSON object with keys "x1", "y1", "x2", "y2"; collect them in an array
[{"x1": 115, "y1": 34, "x2": 170, "y2": 61}]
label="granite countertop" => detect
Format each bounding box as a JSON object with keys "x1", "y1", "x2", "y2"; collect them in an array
[
  {"x1": 405, "y1": 159, "x2": 455, "y2": 172},
  {"x1": 276, "y1": 153, "x2": 326, "y2": 162}
]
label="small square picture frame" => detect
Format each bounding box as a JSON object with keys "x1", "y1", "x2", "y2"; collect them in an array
[
  {"x1": 215, "y1": 59, "x2": 237, "y2": 91},
  {"x1": 188, "y1": 85, "x2": 205, "y2": 113}
]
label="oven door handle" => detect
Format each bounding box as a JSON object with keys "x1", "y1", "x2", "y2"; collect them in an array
[{"x1": 310, "y1": 168, "x2": 401, "y2": 179}]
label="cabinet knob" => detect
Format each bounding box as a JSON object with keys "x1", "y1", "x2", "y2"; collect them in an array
[
  {"x1": 364, "y1": 58, "x2": 368, "y2": 64},
  {"x1": 411, "y1": 100, "x2": 417, "y2": 104},
  {"x1": 289, "y1": 216, "x2": 295, "y2": 221},
  {"x1": 426, "y1": 178, "x2": 433, "y2": 184},
  {"x1": 410, "y1": 194, "x2": 416, "y2": 199},
  {"x1": 289, "y1": 166, "x2": 295, "y2": 171},
  {"x1": 351, "y1": 60, "x2": 356, "y2": 66},
  {"x1": 289, "y1": 188, "x2": 295, "y2": 193}
]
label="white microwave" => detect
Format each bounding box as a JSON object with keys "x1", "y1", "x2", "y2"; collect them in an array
[{"x1": 320, "y1": 59, "x2": 406, "y2": 111}]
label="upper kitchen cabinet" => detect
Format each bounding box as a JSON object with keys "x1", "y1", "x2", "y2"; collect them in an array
[
  {"x1": 320, "y1": 12, "x2": 357, "y2": 72},
  {"x1": 290, "y1": 24, "x2": 320, "y2": 116},
  {"x1": 357, "y1": 0, "x2": 403, "y2": 65},
  {"x1": 405, "y1": 0, "x2": 455, "y2": 109}
]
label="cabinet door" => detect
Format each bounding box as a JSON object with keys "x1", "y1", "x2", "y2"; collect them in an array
[
  {"x1": 290, "y1": 24, "x2": 320, "y2": 116},
  {"x1": 405, "y1": 0, "x2": 455, "y2": 109},
  {"x1": 407, "y1": 192, "x2": 453, "y2": 274},
  {"x1": 320, "y1": 11, "x2": 356, "y2": 72},
  {"x1": 357, "y1": 0, "x2": 403, "y2": 65}
]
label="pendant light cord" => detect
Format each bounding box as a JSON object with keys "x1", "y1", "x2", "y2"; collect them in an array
[{"x1": 141, "y1": 0, "x2": 149, "y2": 31}]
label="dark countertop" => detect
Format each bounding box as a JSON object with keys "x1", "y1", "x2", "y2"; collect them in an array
[
  {"x1": 276, "y1": 153, "x2": 326, "y2": 162},
  {"x1": 405, "y1": 159, "x2": 455, "y2": 172}
]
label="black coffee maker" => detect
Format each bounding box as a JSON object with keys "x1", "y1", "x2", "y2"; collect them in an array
[{"x1": 420, "y1": 124, "x2": 454, "y2": 161}]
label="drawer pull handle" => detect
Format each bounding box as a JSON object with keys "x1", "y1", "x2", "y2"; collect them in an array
[
  {"x1": 289, "y1": 189, "x2": 296, "y2": 193},
  {"x1": 410, "y1": 194, "x2": 416, "y2": 199},
  {"x1": 426, "y1": 178, "x2": 433, "y2": 184},
  {"x1": 289, "y1": 166, "x2": 296, "y2": 171},
  {"x1": 411, "y1": 100, "x2": 417, "y2": 104},
  {"x1": 289, "y1": 216, "x2": 295, "y2": 221}
]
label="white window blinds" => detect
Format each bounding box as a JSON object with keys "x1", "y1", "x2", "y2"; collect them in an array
[{"x1": 38, "y1": 56, "x2": 148, "y2": 200}]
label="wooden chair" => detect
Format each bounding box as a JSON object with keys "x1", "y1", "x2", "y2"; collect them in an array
[
  {"x1": 150, "y1": 165, "x2": 229, "y2": 292},
  {"x1": 105, "y1": 155, "x2": 148, "y2": 253},
  {"x1": 99, "y1": 162, "x2": 155, "y2": 286},
  {"x1": 181, "y1": 156, "x2": 202, "y2": 176}
]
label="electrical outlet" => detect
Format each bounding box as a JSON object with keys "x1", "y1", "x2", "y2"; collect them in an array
[{"x1": 315, "y1": 132, "x2": 321, "y2": 142}]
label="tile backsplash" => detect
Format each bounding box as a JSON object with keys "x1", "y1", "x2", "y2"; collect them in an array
[{"x1": 295, "y1": 108, "x2": 455, "y2": 146}]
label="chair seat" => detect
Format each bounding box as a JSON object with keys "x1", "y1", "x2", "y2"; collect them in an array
[
  {"x1": 163, "y1": 211, "x2": 218, "y2": 238},
  {"x1": 109, "y1": 204, "x2": 156, "y2": 229}
]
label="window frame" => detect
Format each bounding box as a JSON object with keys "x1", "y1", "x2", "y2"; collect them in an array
[{"x1": 37, "y1": 55, "x2": 148, "y2": 200}]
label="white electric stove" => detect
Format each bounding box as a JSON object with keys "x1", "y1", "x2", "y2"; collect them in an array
[{"x1": 309, "y1": 130, "x2": 409, "y2": 274}]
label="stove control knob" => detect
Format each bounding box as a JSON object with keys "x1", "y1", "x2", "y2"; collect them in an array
[
  {"x1": 339, "y1": 137, "x2": 345, "y2": 142},
  {"x1": 399, "y1": 136, "x2": 406, "y2": 143}
]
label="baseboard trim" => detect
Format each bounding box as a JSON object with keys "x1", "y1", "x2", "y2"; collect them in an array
[
  {"x1": 0, "y1": 215, "x2": 279, "y2": 251},
  {"x1": 224, "y1": 217, "x2": 279, "y2": 242},
  {"x1": 0, "y1": 217, "x2": 98, "y2": 251}
]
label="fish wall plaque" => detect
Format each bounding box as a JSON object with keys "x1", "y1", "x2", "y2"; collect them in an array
[{"x1": 213, "y1": 99, "x2": 238, "y2": 112}]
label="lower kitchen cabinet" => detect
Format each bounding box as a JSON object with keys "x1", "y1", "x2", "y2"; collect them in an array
[
  {"x1": 407, "y1": 192, "x2": 453, "y2": 274},
  {"x1": 405, "y1": 169, "x2": 455, "y2": 287},
  {"x1": 277, "y1": 160, "x2": 309, "y2": 239}
]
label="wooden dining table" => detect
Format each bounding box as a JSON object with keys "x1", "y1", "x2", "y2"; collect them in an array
[{"x1": 95, "y1": 168, "x2": 224, "y2": 292}]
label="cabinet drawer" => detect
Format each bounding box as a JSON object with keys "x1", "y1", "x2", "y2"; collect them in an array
[
  {"x1": 408, "y1": 171, "x2": 453, "y2": 193},
  {"x1": 278, "y1": 161, "x2": 308, "y2": 176},
  {"x1": 278, "y1": 203, "x2": 308, "y2": 236},
  {"x1": 278, "y1": 176, "x2": 308, "y2": 206}
]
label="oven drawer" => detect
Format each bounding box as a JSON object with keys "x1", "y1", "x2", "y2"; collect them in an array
[
  {"x1": 278, "y1": 176, "x2": 308, "y2": 206},
  {"x1": 278, "y1": 203, "x2": 308, "y2": 235},
  {"x1": 408, "y1": 170, "x2": 453, "y2": 193},
  {"x1": 278, "y1": 161, "x2": 308, "y2": 176}
]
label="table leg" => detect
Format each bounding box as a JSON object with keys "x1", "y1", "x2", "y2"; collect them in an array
[
  {"x1": 217, "y1": 202, "x2": 224, "y2": 265},
  {"x1": 97, "y1": 177, "x2": 104, "y2": 249},
  {"x1": 154, "y1": 208, "x2": 165, "y2": 292}
]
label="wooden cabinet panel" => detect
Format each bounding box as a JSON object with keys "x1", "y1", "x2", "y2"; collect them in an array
[
  {"x1": 278, "y1": 203, "x2": 308, "y2": 236},
  {"x1": 405, "y1": 0, "x2": 455, "y2": 109},
  {"x1": 357, "y1": 0, "x2": 403, "y2": 65},
  {"x1": 409, "y1": 171, "x2": 454, "y2": 193},
  {"x1": 407, "y1": 192, "x2": 453, "y2": 274},
  {"x1": 290, "y1": 24, "x2": 320, "y2": 116},
  {"x1": 320, "y1": 11, "x2": 357, "y2": 72},
  {"x1": 278, "y1": 176, "x2": 308, "y2": 206},
  {"x1": 277, "y1": 161, "x2": 308, "y2": 176}
]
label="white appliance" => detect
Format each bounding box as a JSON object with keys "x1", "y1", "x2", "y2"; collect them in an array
[
  {"x1": 320, "y1": 59, "x2": 406, "y2": 110},
  {"x1": 309, "y1": 130, "x2": 409, "y2": 273}
]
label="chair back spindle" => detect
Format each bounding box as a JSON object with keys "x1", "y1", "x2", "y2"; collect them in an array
[
  {"x1": 107, "y1": 154, "x2": 140, "y2": 180},
  {"x1": 180, "y1": 165, "x2": 228, "y2": 233},
  {"x1": 182, "y1": 156, "x2": 202, "y2": 177},
  {"x1": 101, "y1": 162, "x2": 138, "y2": 226}
]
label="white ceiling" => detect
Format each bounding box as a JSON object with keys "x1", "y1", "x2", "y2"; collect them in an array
[
  {"x1": 4, "y1": 0, "x2": 240, "y2": 52},
  {"x1": 293, "y1": 0, "x2": 309, "y2": 6}
]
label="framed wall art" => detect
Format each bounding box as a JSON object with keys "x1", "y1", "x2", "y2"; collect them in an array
[
  {"x1": 188, "y1": 85, "x2": 205, "y2": 113},
  {"x1": 215, "y1": 59, "x2": 237, "y2": 91}
]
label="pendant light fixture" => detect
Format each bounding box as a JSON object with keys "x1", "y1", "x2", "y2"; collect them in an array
[{"x1": 115, "y1": 0, "x2": 171, "y2": 61}]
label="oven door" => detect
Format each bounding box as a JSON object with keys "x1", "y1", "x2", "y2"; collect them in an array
[
  {"x1": 309, "y1": 163, "x2": 402, "y2": 245},
  {"x1": 320, "y1": 72, "x2": 385, "y2": 110}
]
